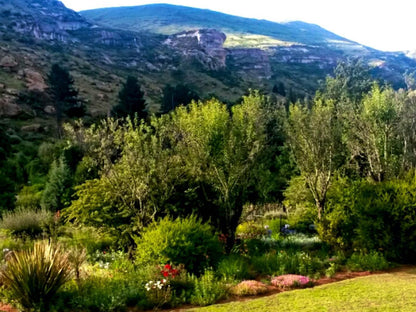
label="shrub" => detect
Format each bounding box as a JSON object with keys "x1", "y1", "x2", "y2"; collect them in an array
[
  {"x1": 251, "y1": 250, "x2": 325, "y2": 277},
  {"x1": 271, "y1": 274, "x2": 313, "y2": 289},
  {"x1": 0, "y1": 208, "x2": 52, "y2": 238},
  {"x1": 60, "y1": 274, "x2": 144, "y2": 312},
  {"x1": 0, "y1": 241, "x2": 72, "y2": 312},
  {"x1": 229, "y1": 280, "x2": 268, "y2": 296},
  {"x1": 190, "y1": 269, "x2": 227, "y2": 306},
  {"x1": 58, "y1": 226, "x2": 115, "y2": 255},
  {"x1": 346, "y1": 251, "x2": 390, "y2": 272},
  {"x1": 217, "y1": 255, "x2": 251, "y2": 280},
  {"x1": 236, "y1": 221, "x2": 267, "y2": 239},
  {"x1": 323, "y1": 176, "x2": 416, "y2": 262},
  {"x1": 135, "y1": 215, "x2": 222, "y2": 275}
]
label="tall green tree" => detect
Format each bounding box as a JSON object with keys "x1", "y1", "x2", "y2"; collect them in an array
[
  {"x1": 160, "y1": 84, "x2": 199, "y2": 114},
  {"x1": 287, "y1": 99, "x2": 342, "y2": 220},
  {"x1": 41, "y1": 157, "x2": 72, "y2": 211},
  {"x1": 321, "y1": 58, "x2": 373, "y2": 105},
  {"x1": 172, "y1": 92, "x2": 267, "y2": 248},
  {"x1": 346, "y1": 84, "x2": 404, "y2": 181},
  {"x1": 48, "y1": 64, "x2": 84, "y2": 137},
  {"x1": 112, "y1": 76, "x2": 147, "y2": 120}
]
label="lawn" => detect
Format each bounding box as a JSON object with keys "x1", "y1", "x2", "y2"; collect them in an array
[{"x1": 189, "y1": 267, "x2": 416, "y2": 312}]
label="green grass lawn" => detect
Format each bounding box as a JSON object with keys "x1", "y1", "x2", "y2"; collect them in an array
[{"x1": 189, "y1": 267, "x2": 416, "y2": 312}]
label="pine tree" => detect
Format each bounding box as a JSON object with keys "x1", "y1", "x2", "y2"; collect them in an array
[
  {"x1": 48, "y1": 64, "x2": 84, "y2": 137},
  {"x1": 112, "y1": 76, "x2": 147, "y2": 120},
  {"x1": 160, "y1": 84, "x2": 199, "y2": 114}
]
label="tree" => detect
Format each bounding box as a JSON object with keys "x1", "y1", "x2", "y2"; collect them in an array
[
  {"x1": 346, "y1": 84, "x2": 404, "y2": 181},
  {"x1": 171, "y1": 92, "x2": 267, "y2": 249},
  {"x1": 287, "y1": 99, "x2": 342, "y2": 220},
  {"x1": 112, "y1": 76, "x2": 147, "y2": 120},
  {"x1": 48, "y1": 64, "x2": 84, "y2": 137},
  {"x1": 41, "y1": 157, "x2": 72, "y2": 211},
  {"x1": 272, "y1": 82, "x2": 286, "y2": 97},
  {"x1": 321, "y1": 58, "x2": 373, "y2": 104},
  {"x1": 160, "y1": 84, "x2": 199, "y2": 114}
]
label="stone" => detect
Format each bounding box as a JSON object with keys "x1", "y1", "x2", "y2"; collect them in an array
[
  {"x1": 24, "y1": 68, "x2": 47, "y2": 91},
  {"x1": 0, "y1": 96, "x2": 22, "y2": 117},
  {"x1": 0, "y1": 55, "x2": 18, "y2": 68},
  {"x1": 44, "y1": 105, "x2": 55, "y2": 114},
  {"x1": 21, "y1": 124, "x2": 42, "y2": 132}
]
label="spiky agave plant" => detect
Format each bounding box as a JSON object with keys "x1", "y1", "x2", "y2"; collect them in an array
[{"x1": 0, "y1": 241, "x2": 73, "y2": 312}]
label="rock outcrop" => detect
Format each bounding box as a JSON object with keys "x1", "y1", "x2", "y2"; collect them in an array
[{"x1": 165, "y1": 29, "x2": 227, "y2": 70}]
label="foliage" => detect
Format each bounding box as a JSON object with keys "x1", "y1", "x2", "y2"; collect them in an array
[
  {"x1": 58, "y1": 225, "x2": 115, "y2": 255},
  {"x1": 41, "y1": 156, "x2": 73, "y2": 211},
  {"x1": 161, "y1": 83, "x2": 200, "y2": 113},
  {"x1": 190, "y1": 269, "x2": 227, "y2": 306},
  {"x1": 112, "y1": 76, "x2": 147, "y2": 120},
  {"x1": 171, "y1": 92, "x2": 267, "y2": 247},
  {"x1": 229, "y1": 280, "x2": 268, "y2": 296},
  {"x1": 251, "y1": 250, "x2": 325, "y2": 277},
  {"x1": 287, "y1": 98, "x2": 342, "y2": 221},
  {"x1": 236, "y1": 221, "x2": 267, "y2": 239},
  {"x1": 346, "y1": 84, "x2": 404, "y2": 181},
  {"x1": 217, "y1": 255, "x2": 251, "y2": 280},
  {"x1": 0, "y1": 241, "x2": 72, "y2": 312},
  {"x1": 60, "y1": 274, "x2": 144, "y2": 312},
  {"x1": 346, "y1": 251, "x2": 390, "y2": 272},
  {"x1": 0, "y1": 208, "x2": 52, "y2": 238},
  {"x1": 135, "y1": 216, "x2": 223, "y2": 275},
  {"x1": 48, "y1": 64, "x2": 85, "y2": 136},
  {"x1": 320, "y1": 58, "x2": 372, "y2": 104},
  {"x1": 323, "y1": 175, "x2": 416, "y2": 262}
]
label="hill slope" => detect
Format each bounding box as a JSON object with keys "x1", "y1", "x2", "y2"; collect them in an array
[
  {"x1": 80, "y1": 4, "x2": 362, "y2": 49},
  {"x1": 1, "y1": 0, "x2": 415, "y2": 134}
]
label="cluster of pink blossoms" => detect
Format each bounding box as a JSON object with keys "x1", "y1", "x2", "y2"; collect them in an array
[{"x1": 271, "y1": 274, "x2": 311, "y2": 288}]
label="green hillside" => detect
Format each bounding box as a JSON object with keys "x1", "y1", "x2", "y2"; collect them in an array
[{"x1": 80, "y1": 4, "x2": 358, "y2": 48}]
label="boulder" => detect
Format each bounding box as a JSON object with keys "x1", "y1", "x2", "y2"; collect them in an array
[
  {"x1": 0, "y1": 96, "x2": 22, "y2": 117},
  {"x1": 24, "y1": 69, "x2": 48, "y2": 91},
  {"x1": 0, "y1": 55, "x2": 18, "y2": 68}
]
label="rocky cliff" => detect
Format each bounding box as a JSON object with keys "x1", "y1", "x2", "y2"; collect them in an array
[{"x1": 1, "y1": 0, "x2": 415, "y2": 122}]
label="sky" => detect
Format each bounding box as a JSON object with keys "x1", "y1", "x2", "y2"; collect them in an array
[{"x1": 59, "y1": 0, "x2": 416, "y2": 52}]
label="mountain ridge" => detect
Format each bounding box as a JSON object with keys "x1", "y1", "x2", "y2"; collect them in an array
[
  {"x1": 80, "y1": 3, "x2": 363, "y2": 49},
  {"x1": 1, "y1": 0, "x2": 415, "y2": 130}
]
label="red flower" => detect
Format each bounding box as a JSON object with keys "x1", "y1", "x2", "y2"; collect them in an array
[
  {"x1": 162, "y1": 271, "x2": 169, "y2": 277},
  {"x1": 164, "y1": 264, "x2": 172, "y2": 270}
]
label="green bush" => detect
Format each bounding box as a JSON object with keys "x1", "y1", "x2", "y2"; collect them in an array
[
  {"x1": 59, "y1": 274, "x2": 144, "y2": 312},
  {"x1": 323, "y1": 176, "x2": 416, "y2": 262},
  {"x1": 190, "y1": 269, "x2": 227, "y2": 306},
  {"x1": 251, "y1": 250, "x2": 325, "y2": 277},
  {"x1": 0, "y1": 208, "x2": 52, "y2": 238},
  {"x1": 58, "y1": 226, "x2": 116, "y2": 255},
  {"x1": 346, "y1": 251, "x2": 390, "y2": 272},
  {"x1": 135, "y1": 215, "x2": 222, "y2": 275},
  {"x1": 236, "y1": 221, "x2": 267, "y2": 239},
  {"x1": 0, "y1": 241, "x2": 72, "y2": 312},
  {"x1": 217, "y1": 255, "x2": 251, "y2": 280}
]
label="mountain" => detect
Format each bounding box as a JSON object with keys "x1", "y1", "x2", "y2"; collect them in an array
[
  {"x1": 1, "y1": 0, "x2": 415, "y2": 132},
  {"x1": 80, "y1": 4, "x2": 359, "y2": 48}
]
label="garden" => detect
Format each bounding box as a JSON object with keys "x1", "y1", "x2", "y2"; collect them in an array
[
  {"x1": 0, "y1": 210, "x2": 392, "y2": 312},
  {"x1": 2, "y1": 61, "x2": 416, "y2": 311}
]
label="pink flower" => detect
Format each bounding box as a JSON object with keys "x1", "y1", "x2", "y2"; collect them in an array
[{"x1": 271, "y1": 274, "x2": 312, "y2": 288}]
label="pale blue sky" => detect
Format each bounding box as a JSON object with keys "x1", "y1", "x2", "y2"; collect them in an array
[{"x1": 60, "y1": 0, "x2": 416, "y2": 52}]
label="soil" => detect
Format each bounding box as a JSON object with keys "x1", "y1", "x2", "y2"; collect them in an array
[{"x1": 0, "y1": 266, "x2": 411, "y2": 312}]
